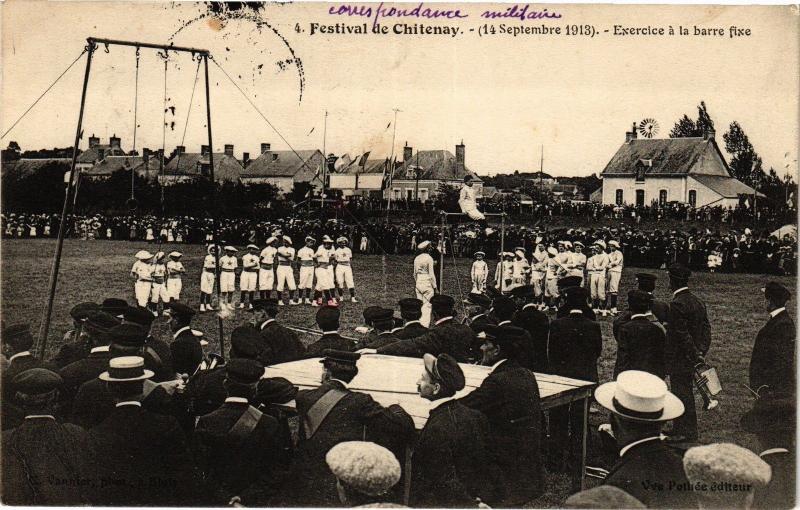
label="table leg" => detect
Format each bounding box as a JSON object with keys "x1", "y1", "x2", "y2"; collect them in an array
[
  {"x1": 403, "y1": 445, "x2": 413, "y2": 505},
  {"x1": 572, "y1": 396, "x2": 589, "y2": 492}
]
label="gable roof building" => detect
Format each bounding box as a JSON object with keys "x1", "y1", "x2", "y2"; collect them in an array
[
  {"x1": 385, "y1": 142, "x2": 482, "y2": 201},
  {"x1": 82, "y1": 152, "x2": 161, "y2": 181},
  {"x1": 599, "y1": 124, "x2": 760, "y2": 208},
  {"x1": 161, "y1": 144, "x2": 243, "y2": 184},
  {"x1": 239, "y1": 144, "x2": 324, "y2": 194}
]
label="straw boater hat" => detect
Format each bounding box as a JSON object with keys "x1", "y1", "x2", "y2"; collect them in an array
[
  {"x1": 595, "y1": 370, "x2": 684, "y2": 422},
  {"x1": 99, "y1": 356, "x2": 154, "y2": 382},
  {"x1": 135, "y1": 250, "x2": 154, "y2": 260}
]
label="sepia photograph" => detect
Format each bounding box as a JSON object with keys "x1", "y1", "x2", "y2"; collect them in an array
[{"x1": 0, "y1": 1, "x2": 798, "y2": 508}]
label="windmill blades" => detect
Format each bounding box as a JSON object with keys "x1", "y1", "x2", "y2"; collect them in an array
[{"x1": 638, "y1": 118, "x2": 660, "y2": 138}]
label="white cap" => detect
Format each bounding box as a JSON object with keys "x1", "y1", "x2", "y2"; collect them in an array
[
  {"x1": 266, "y1": 236, "x2": 277, "y2": 244},
  {"x1": 135, "y1": 250, "x2": 154, "y2": 260},
  {"x1": 305, "y1": 235, "x2": 316, "y2": 243},
  {"x1": 608, "y1": 240, "x2": 620, "y2": 248},
  {"x1": 168, "y1": 251, "x2": 182, "y2": 258},
  {"x1": 417, "y1": 241, "x2": 431, "y2": 250},
  {"x1": 247, "y1": 244, "x2": 259, "y2": 250},
  {"x1": 322, "y1": 235, "x2": 334, "y2": 243},
  {"x1": 283, "y1": 235, "x2": 292, "y2": 244},
  {"x1": 336, "y1": 236, "x2": 348, "y2": 243},
  {"x1": 547, "y1": 247, "x2": 558, "y2": 256},
  {"x1": 224, "y1": 246, "x2": 238, "y2": 252}
]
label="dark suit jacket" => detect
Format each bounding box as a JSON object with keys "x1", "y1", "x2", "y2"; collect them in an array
[
  {"x1": 394, "y1": 321, "x2": 428, "y2": 340},
  {"x1": 613, "y1": 301, "x2": 670, "y2": 339},
  {"x1": 70, "y1": 378, "x2": 176, "y2": 429},
  {"x1": 556, "y1": 305, "x2": 597, "y2": 321},
  {"x1": 615, "y1": 315, "x2": 666, "y2": 378},
  {"x1": 90, "y1": 404, "x2": 199, "y2": 506},
  {"x1": 3, "y1": 353, "x2": 42, "y2": 401},
  {"x1": 412, "y1": 399, "x2": 504, "y2": 507},
  {"x1": 749, "y1": 310, "x2": 795, "y2": 394},
  {"x1": 259, "y1": 320, "x2": 306, "y2": 364},
  {"x1": 193, "y1": 401, "x2": 282, "y2": 505},
  {"x1": 185, "y1": 366, "x2": 228, "y2": 417},
  {"x1": 604, "y1": 438, "x2": 696, "y2": 509},
  {"x1": 279, "y1": 380, "x2": 414, "y2": 506},
  {"x1": 47, "y1": 333, "x2": 89, "y2": 369},
  {"x1": 2, "y1": 418, "x2": 97, "y2": 505},
  {"x1": 458, "y1": 359, "x2": 543, "y2": 505},
  {"x1": 753, "y1": 450, "x2": 794, "y2": 509},
  {"x1": 144, "y1": 336, "x2": 175, "y2": 382},
  {"x1": 58, "y1": 349, "x2": 110, "y2": 406},
  {"x1": 364, "y1": 331, "x2": 403, "y2": 349},
  {"x1": 548, "y1": 313, "x2": 603, "y2": 382},
  {"x1": 304, "y1": 332, "x2": 355, "y2": 358},
  {"x1": 377, "y1": 318, "x2": 474, "y2": 362},
  {"x1": 513, "y1": 305, "x2": 550, "y2": 373},
  {"x1": 666, "y1": 289, "x2": 711, "y2": 374}
]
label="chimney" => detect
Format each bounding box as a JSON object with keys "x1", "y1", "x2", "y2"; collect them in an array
[
  {"x1": 224, "y1": 144, "x2": 234, "y2": 157},
  {"x1": 243, "y1": 152, "x2": 250, "y2": 168},
  {"x1": 88, "y1": 135, "x2": 100, "y2": 148},
  {"x1": 201, "y1": 145, "x2": 210, "y2": 156},
  {"x1": 455, "y1": 140, "x2": 465, "y2": 176},
  {"x1": 176, "y1": 145, "x2": 186, "y2": 154},
  {"x1": 625, "y1": 122, "x2": 638, "y2": 143},
  {"x1": 403, "y1": 142, "x2": 413, "y2": 164},
  {"x1": 110, "y1": 134, "x2": 121, "y2": 149},
  {"x1": 261, "y1": 142, "x2": 271, "y2": 154},
  {"x1": 703, "y1": 127, "x2": 716, "y2": 141}
]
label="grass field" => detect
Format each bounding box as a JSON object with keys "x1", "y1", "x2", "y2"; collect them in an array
[{"x1": 1, "y1": 238, "x2": 795, "y2": 507}]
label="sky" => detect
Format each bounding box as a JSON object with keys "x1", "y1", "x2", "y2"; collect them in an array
[{"x1": 2, "y1": 1, "x2": 798, "y2": 177}]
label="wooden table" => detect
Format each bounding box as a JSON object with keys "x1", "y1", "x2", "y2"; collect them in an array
[{"x1": 266, "y1": 355, "x2": 596, "y2": 493}]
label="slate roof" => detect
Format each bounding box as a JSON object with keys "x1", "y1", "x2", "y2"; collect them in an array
[
  {"x1": 601, "y1": 137, "x2": 729, "y2": 177},
  {"x1": 1, "y1": 158, "x2": 71, "y2": 178},
  {"x1": 83, "y1": 156, "x2": 160, "y2": 179},
  {"x1": 393, "y1": 150, "x2": 480, "y2": 181},
  {"x1": 76, "y1": 146, "x2": 127, "y2": 164},
  {"x1": 163, "y1": 152, "x2": 243, "y2": 182},
  {"x1": 691, "y1": 174, "x2": 763, "y2": 198},
  {"x1": 241, "y1": 150, "x2": 323, "y2": 183}
]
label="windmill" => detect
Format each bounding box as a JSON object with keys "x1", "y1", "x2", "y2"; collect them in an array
[{"x1": 638, "y1": 118, "x2": 660, "y2": 138}]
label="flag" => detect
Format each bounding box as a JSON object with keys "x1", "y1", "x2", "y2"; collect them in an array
[
  {"x1": 358, "y1": 151, "x2": 370, "y2": 167},
  {"x1": 334, "y1": 153, "x2": 351, "y2": 171},
  {"x1": 381, "y1": 157, "x2": 392, "y2": 190}
]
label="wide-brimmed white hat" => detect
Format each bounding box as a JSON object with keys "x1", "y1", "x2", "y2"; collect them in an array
[
  {"x1": 594, "y1": 240, "x2": 607, "y2": 250},
  {"x1": 595, "y1": 370, "x2": 684, "y2": 422},
  {"x1": 168, "y1": 251, "x2": 182, "y2": 258},
  {"x1": 336, "y1": 236, "x2": 348, "y2": 244},
  {"x1": 99, "y1": 356, "x2": 154, "y2": 382},
  {"x1": 265, "y1": 236, "x2": 277, "y2": 244},
  {"x1": 417, "y1": 241, "x2": 431, "y2": 250},
  {"x1": 305, "y1": 235, "x2": 315, "y2": 243},
  {"x1": 546, "y1": 247, "x2": 558, "y2": 256},
  {"x1": 224, "y1": 246, "x2": 238, "y2": 253},
  {"x1": 608, "y1": 240, "x2": 620, "y2": 248},
  {"x1": 207, "y1": 244, "x2": 219, "y2": 255},
  {"x1": 154, "y1": 251, "x2": 165, "y2": 261},
  {"x1": 282, "y1": 235, "x2": 292, "y2": 244},
  {"x1": 247, "y1": 244, "x2": 259, "y2": 250},
  {"x1": 322, "y1": 235, "x2": 334, "y2": 243},
  {"x1": 474, "y1": 251, "x2": 486, "y2": 257},
  {"x1": 515, "y1": 249, "x2": 526, "y2": 257},
  {"x1": 135, "y1": 250, "x2": 154, "y2": 260}
]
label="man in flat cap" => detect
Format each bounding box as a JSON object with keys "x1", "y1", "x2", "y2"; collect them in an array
[
  {"x1": 362, "y1": 308, "x2": 402, "y2": 349},
  {"x1": 251, "y1": 298, "x2": 306, "y2": 364},
  {"x1": 394, "y1": 298, "x2": 428, "y2": 340},
  {"x1": 749, "y1": 281, "x2": 795, "y2": 398},
  {"x1": 612, "y1": 273, "x2": 669, "y2": 340},
  {"x1": 90, "y1": 356, "x2": 199, "y2": 506},
  {"x1": 414, "y1": 240, "x2": 438, "y2": 327},
  {"x1": 2, "y1": 368, "x2": 96, "y2": 505},
  {"x1": 459, "y1": 325, "x2": 543, "y2": 505},
  {"x1": 305, "y1": 306, "x2": 355, "y2": 358},
  {"x1": 356, "y1": 306, "x2": 383, "y2": 347},
  {"x1": 741, "y1": 396, "x2": 796, "y2": 509},
  {"x1": 548, "y1": 286, "x2": 602, "y2": 473},
  {"x1": 123, "y1": 305, "x2": 174, "y2": 382},
  {"x1": 58, "y1": 311, "x2": 119, "y2": 405},
  {"x1": 510, "y1": 285, "x2": 550, "y2": 374},
  {"x1": 665, "y1": 263, "x2": 711, "y2": 442},
  {"x1": 412, "y1": 353, "x2": 503, "y2": 507},
  {"x1": 2, "y1": 323, "x2": 42, "y2": 401},
  {"x1": 48, "y1": 301, "x2": 99, "y2": 369},
  {"x1": 596, "y1": 370, "x2": 695, "y2": 509},
  {"x1": 278, "y1": 349, "x2": 414, "y2": 506},
  {"x1": 193, "y1": 358, "x2": 283, "y2": 506},
  {"x1": 465, "y1": 291, "x2": 497, "y2": 334},
  {"x1": 564, "y1": 486, "x2": 645, "y2": 509},
  {"x1": 683, "y1": 443, "x2": 771, "y2": 509},
  {"x1": 369, "y1": 295, "x2": 474, "y2": 362},
  {"x1": 614, "y1": 289, "x2": 666, "y2": 379},
  {"x1": 555, "y1": 276, "x2": 596, "y2": 320},
  {"x1": 100, "y1": 297, "x2": 129, "y2": 319},
  {"x1": 325, "y1": 441, "x2": 402, "y2": 506}
]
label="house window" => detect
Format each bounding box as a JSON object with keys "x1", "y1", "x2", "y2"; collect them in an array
[
  {"x1": 615, "y1": 189, "x2": 624, "y2": 205},
  {"x1": 688, "y1": 190, "x2": 697, "y2": 207},
  {"x1": 406, "y1": 189, "x2": 414, "y2": 201},
  {"x1": 393, "y1": 188, "x2": 401, "y2": 199},
  {"x1": 635, "y1": 189, "x2": 645, "y2": 207},
  {"x1": 636, "y1": 167, "x2": 646, "y2": 182},
  {"x1": 659, "y1": 190, "x2": 668, "y2": 205}
]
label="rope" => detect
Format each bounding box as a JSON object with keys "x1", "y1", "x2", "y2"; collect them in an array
[
  {"x1": 209, "y1": 57, "x2": 323, "y2": 187},
  {"x1": 131, "y1": 48, "x2": 140, "y2": 201},
  {"x1": 1, "y1": 48, "x2": 87, "y2": 140},
  {"x1": 446, "y1": 228, "x2": 468, "y2": 319}
]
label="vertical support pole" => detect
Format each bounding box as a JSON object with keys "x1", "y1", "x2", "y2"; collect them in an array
[
  {"x1": 321, "y1": 110, "x2": 327, "y2": 218},
  {"x1": 574, "y1": 394, "x2": 589, "y2": 492},
  {"x1": 439, "y1": 213, "x2": 445, "y2": 293},
  {"x1": 204, "y1": 54, "x2": 226, "y2": 359},
  {"x1": 37, "y1": 42, "x2": 95, "y2": 358},
  {"x1": 499, "y1": 212, "x2": 506, "y2": 294}
]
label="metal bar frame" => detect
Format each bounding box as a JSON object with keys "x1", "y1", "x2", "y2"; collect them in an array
[
  {"x1": 38, "y1": 37, "x2": 223, "y2": 358},
  {"x1": 436, "y1": 211, "x2": 506, "y2": 294}
]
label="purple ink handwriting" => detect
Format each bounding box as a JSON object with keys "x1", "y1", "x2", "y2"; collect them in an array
[{"x1": 327, "y1": 3, "x2": 562, "y2": 28}]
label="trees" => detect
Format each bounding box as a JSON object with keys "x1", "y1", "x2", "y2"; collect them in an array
[
  {"x1": 669, "y1": 101, "x2": 715, "y2": 138},
  {"x1": 722, "y1": 121, "x2": 764, "y2": 189}
]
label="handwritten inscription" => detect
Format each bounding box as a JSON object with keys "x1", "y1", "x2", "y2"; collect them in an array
[{"x1": 328, "y1": 2, "x2": 467, "y2": 29}]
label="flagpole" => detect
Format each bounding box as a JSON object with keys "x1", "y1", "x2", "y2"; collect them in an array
[{"x1": 385, "y1": 108, "x2": 400, "y2": 221}]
